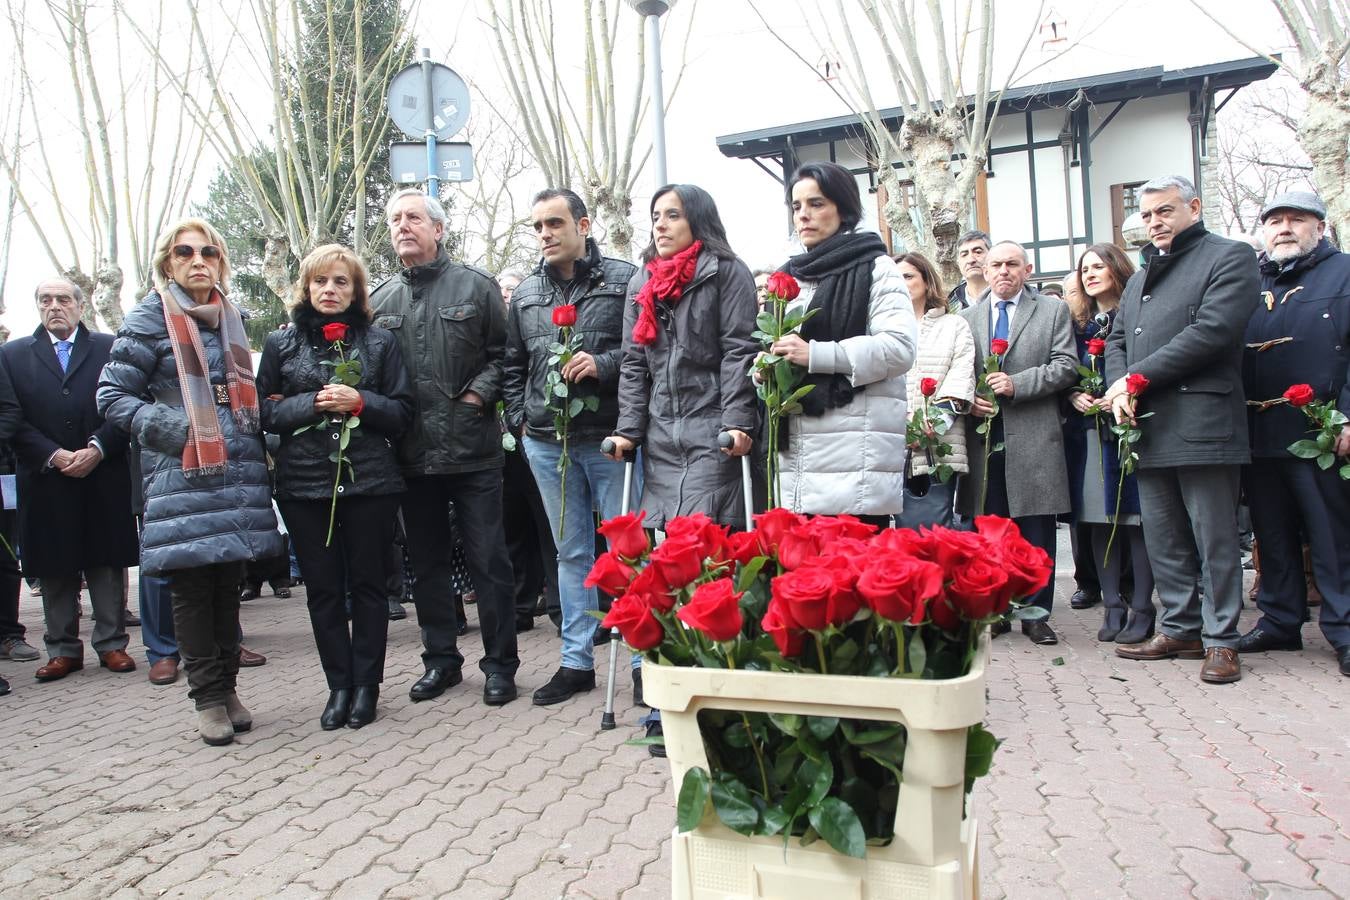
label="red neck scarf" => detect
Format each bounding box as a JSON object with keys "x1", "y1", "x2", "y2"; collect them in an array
[{"x1": 632, "y1": 240, "x2": 703, "y2": 345}]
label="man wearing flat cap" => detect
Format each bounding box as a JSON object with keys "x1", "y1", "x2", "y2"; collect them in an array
[{"x1": 1238, "y1": 190, "x2": 1350, "y2": 678}]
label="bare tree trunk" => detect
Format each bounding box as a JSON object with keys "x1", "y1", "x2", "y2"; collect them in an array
[
  {"x1": 1300, "y1": 85, "x2": 1350, "y2": 243},
  {"x1": 262, "y1": 236, "x2": 293, "y2": 302}
]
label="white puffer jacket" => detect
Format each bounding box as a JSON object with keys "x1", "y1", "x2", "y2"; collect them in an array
[
  {"x1": 779, "y1": 254, "x2": 917, "y2": 515},
  {"x1": 905, "y1": 308, "x2": 976, "y2": 476}
]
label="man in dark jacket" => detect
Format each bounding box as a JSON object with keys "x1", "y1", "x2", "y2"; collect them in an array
[
  {"x1": 1107, "y1": 176, "x2": 1260, "y2": 684},
  {"x1": 0, "y1": 360, "x2": 25, "y2": 694},
  {"x1": 2, "y1": 279, "x2": 140, "y2": 682},
  {"x1": 503, "y1": 188, "x2": 638, "y2": 706},
  {"x1": 371, "y1": 189, "x2": 519, "y2": 706},
  {"x1": 1237, "y1": 191, "x2": 1350, "y2": 677}
]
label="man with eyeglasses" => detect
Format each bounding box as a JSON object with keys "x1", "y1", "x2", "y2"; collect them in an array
[{"x1": 0, "y1": 280, "x2": 139, "y2": 683}]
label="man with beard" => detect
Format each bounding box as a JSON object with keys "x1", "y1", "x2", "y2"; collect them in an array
[{"x1": 1237, "y1": 191, "x2": 1350, "y2": 677}]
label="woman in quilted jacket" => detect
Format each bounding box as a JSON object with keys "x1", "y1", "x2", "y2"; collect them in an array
[{"x1": 256, "y1": 245, "x2": 414, "y2": 731}]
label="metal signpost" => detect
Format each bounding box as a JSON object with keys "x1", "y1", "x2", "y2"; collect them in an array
[{"x1": 385, "y1": 48, "x2": 474, "y2": 194}]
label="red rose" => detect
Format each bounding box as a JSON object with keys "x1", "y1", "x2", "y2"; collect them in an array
[
  {"x1": 946, "y1": 557, "x2": 1013, "y2": 620},
  {"x1": 725, "y1": 531, "x2": 764, "y2": 567},
  {"x1": 1125, "y1": 373, "x2": 1149, "y2": 395},
  {"x1": 990, "y1": 338, "x2": 1009, "y2": 357},
  {"x1": 920, "y1": 377, "x2": 938, "y2": 397},
  {"x1": 765, "y1": 271, "x2": 800, "y2": 301},
  {"x1": 932, "y1": 528, "x2": 990, "y2": 571},
  {"x1": 1283, "y1": 383, "x2": 1316, "y2": 407},
  {"x1": 1086, "y1": 338, "x2": 1106, "y2": 356},
  {"x1": 761, "y1": 598, "x2": 804, "y2": 657},
  {"x1": 552, "y1": 304, "x2": 578, "y2": 327},
  {"x1": 926, "y1": 593, "x2": 961, "y2": 632},
  {"x1": 666, "y1": 513, "x2": 729, "y2": 564},
  {"x1": 771, "y1": 566, "x2": 835, "y2": 631},
  {"x1": 627, "y1": 564, "x2": 676, "y2": 612},
  {"x1": 649, "y1": 534, "x2": 706, "y2": 590},
  {"x1": 598, "y1": 511, "x2": 649, "y2": 560},
  {"x1": 804, "y1": 514, "x2": 879, "y2": 543},
  {"x1": 998, "y1": 538, "x2": 1052, "y2": 610},
  {"x1": 776, "y1": 525, "x2": 822, "y2": 570},
  {"x1": 601, "y1": 593, "x2": 664, "y2": 651},
  {"x1": 857, "y1": 554, "x2": 945, "y2": 624},
  {"x1": 872, "y1": 527, "x2": 938, "y2": 560},
  {"x1": 816, "y1": 555, "x2": 863, "y2": 626},
  {"x1": 584, "y1": 551, "x2": 637, "y2": 596},
  {"x1": 754, "y1": 508, "x2": 805, "y2": 555},
  {"x1": 676, "y1": 578, "x2": 744, "y2": 642},
  {"x1": 322, "y1": 322, "x2": 349, "y2": 343},
  {"x1": 973, "y1": 515, "x2": 1021, "y2": 546}
]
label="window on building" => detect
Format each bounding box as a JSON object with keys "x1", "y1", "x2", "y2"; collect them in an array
[{"x1": 1110, "y1": 181, "x2": 1146, "y2": 247}]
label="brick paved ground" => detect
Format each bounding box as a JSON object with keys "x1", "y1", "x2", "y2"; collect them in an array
[{"x1": 0, "y1": 528, "x2": 1346, "y2": 898}]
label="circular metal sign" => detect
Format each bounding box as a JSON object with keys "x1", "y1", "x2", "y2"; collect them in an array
[{"x1": 386, "y1": 62, "x2": 471, "y2": 141}]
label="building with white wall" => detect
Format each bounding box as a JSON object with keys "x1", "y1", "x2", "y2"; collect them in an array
[{"x1": 715, "y1": 57, "x2": 1276, "y2": 279}]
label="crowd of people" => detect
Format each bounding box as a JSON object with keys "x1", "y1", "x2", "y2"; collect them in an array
[{"x1": 0, "y1": 164, "x2": 1345, "y2": 747}]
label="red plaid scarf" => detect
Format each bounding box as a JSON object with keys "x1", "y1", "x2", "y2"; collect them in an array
[
  {"x1": 161, "y1": 282, "x2": 260, "y2": 476},
  {"x1": 631, "y1": 240, "x2": 703, "y2": 345}
]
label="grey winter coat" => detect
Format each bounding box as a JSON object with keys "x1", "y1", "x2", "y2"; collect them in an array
[
  {"x1": 615, "y1": 251, "x2": 760, "y2": 529},
  {"x1": 370, "y1": 251, "x2": 506, "y2": 476},
  {"x1": 1105, "y1": 222, "x2": 1260, "y2": 468},
  {"x1": 96, "y1": 292, "x2": 283, "y2": 576},
  {"x1": 256, "y1": 315, "x2": 414, "y2": 501}
]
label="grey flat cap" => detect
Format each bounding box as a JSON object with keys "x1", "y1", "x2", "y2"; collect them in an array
[{"x1": 1260, "y1": 190, "x2": 1326, "y2": 222}]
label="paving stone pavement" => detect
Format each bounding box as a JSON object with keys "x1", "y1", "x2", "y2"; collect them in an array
[{"x1": 1, "y1": 529, "x2": 1346, "y2": 898}]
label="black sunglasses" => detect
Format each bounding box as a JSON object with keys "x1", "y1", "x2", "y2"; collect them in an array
[{"x1": 172, "y1": 244, "x2": 222, "y2": 260}]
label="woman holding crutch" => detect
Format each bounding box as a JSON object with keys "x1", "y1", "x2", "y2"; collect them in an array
[{"x1": 604, "y1": 183, "x2": 760, "y2": 753}]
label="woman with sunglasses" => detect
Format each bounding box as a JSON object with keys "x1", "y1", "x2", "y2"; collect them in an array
[
  {"x1": 256, "y1": 244, "x2": 413, "y2": 731},
  {"x1": 98, "y1": 218, "x2": 283, "y2": 747}
]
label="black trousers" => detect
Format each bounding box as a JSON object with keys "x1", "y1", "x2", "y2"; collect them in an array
[
  {"x1": 1245, "y1": 458, "x2": 1350, "y2": 651},
  {"x1": 280, "y1": 493, "x2": 400, "y2": 689},
  {"x1": 0, "y1": 508, "x2": 23, "y2": 642},
  {"x1": 502, "y1": 446, "x2": 559, "y2": 621},
  {"x1": 402, "y1": 470, "x2": 519, "y2": 676},
  {"x1": 983, "y1": 452, "x2": 1058, "y2": 612},
  {"x1": 167, "y1": 561, "x2": 246, "y2": 710}
]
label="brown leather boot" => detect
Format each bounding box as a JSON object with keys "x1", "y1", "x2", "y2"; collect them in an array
[{"x1": 1200, "y1": 647, "x2": 1241, "y2": 683}]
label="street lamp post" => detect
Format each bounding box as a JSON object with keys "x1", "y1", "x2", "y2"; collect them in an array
[{"x1": 625, "y1": 0, "x2": 676, "y2": 185}]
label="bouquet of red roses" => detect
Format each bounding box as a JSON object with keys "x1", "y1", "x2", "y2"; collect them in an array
[
  {"x1": 588, "y1": 508, "x2": 1051, "y2": 857},
  {"x1": 545, "y1": 303, "x2": 599, "y2": 536},
  {"x1": 1283, "y1": 383, "x2": 1350, "y2": 480}
]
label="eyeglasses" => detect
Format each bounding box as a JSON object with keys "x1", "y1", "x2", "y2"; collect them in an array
[{"x1": 172, "y1": 244, "x2": 222, "y2": 260}]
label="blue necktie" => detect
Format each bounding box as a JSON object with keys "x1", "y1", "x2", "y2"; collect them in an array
[
  {"x1": 992, "y1": 300, "x2": 1010, "y2": 347},
  {"x1": 56, "y1": 340, "x2": 71, "y2": 372}
]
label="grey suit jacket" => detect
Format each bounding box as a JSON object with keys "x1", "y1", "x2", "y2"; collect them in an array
[
  {"x1": 1105, "y1": 222, "x2": 1259, "y2": 469},
  {"x1": 958, "y1": 287, "x2": 1078, "y2": 518}
]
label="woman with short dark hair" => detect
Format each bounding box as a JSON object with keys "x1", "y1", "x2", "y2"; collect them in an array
[
  {"x1": 256, "y1": 244, "x2": 414, "y2": 731},
  {"x1": 765, "y1": 162, "x2": 917, "y2": 525}
]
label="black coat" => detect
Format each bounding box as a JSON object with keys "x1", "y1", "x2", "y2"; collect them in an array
[
  {"x1": 1106, "y1": 222, "x2": 1261, "y2": 469},
  {"x1": 257, "y1": 313, "x2": 414, "y2": 501},
  {"x1": 0, "y1": 324, "x2": 138, "y2": 575},
  {"x1": 503, "y1": 241, "x2": 636, "y2": 441},
  {"x1": 1243, "y1": 238, "x2": 1350, "y2": 457}
]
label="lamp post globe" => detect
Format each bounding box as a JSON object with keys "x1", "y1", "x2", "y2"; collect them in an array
[{"x1": 625, "y1": 0, "x2": 674, "y2": 15}]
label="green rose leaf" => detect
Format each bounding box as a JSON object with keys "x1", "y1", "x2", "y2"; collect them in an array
[
  {"x1": 710, "y1": 774, "x2": 759, "y2": 835},
  {"x1": 808, "y1": 797, "x2": 866, "y2": 858},
  {"x1": 806, "y1": 716, "x2": 839, "y2": 741},
  {"x1": 768, "y1": 712, "x2": 802, "y2": 736},
  {"x1": 676, "y1": 767, "x2": 710, "y2": 833},
  {"x1": 798, "y1": 755, "x2": 833, "y2": 808}
]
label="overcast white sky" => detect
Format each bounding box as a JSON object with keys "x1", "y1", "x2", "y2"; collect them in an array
[{"x1": 0, "y1": 0, "x2": 1289, "y2": 337}]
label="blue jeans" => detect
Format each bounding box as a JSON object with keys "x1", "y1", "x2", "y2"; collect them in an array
[
  {"x1": 139, "y1": 573, "x2": 178, "y2": 665},
  {"x1": 524, "y1": 434, "x2": 639, "y2": 671}
]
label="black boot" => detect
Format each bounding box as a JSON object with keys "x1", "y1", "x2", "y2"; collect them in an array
[
  {"x1": 348, "y1": 685, "x2": 379, "y2": 728},
  {"x1": 320, "y1": 689, "x2": 352, "y2": 730},
  {"x1": 1097, "y1": 604, "x2": 1128, "y2": 642},
  {"x1": 1115, "y1": 606, "x2": 1156, "y2": 645}
]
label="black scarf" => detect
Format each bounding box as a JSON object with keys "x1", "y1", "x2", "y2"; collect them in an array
[{"x1": 783, "y1": 230, "x2": 888, "y2": 416}]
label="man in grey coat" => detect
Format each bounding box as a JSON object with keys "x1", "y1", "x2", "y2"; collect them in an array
[
  {"x1": 960, "y1": 241, "x2": 1078, "y2": 645},
  {"x1": 1106, "y1": 175, "x2": 1260, "y2": 684}
]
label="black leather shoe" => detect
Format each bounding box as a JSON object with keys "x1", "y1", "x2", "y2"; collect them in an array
[
  {"x1": 515, "y1": 616, "x2": 535, "y2": 633},
  {"x1": 320, "y1": 689, "x2": 352, "y2": 730},
  {"x1": 1337, "y1": 645, "x2": 1350, "y2": 677},
  {"x1": 1236, "y1": 627, "x2": 1303, "y2": 653},
  {"x1": 0, "y1": 674, "x2": 9, "y2": 696},
  {"x1": 348, "y1": 685, "x2": 378, "y2": 728},
  {"x1": 483, "y1": 672, "x2": 518, "y2": 706},
  {"x1": 1022, "y1": 619, "x2": 1059, "y2": 645},
  {"x1": 409, "y1": 667, "x2": 462, "y2": 702},
  {"x1": 1069, "y1": 589, "x2": 1101, "y2": 610},
  {"x1": 531, "y1": 667, "x2": 595, "y2": 706},
  {"x1": 990, "y1": 620, "x2": 1011, "y2": 638},
  {"x1": 388, "y1": 599, "x2": 407, "y2": 621},
  {"x1": 646, "y1": 719, "x2": 666, "y2": 758}
]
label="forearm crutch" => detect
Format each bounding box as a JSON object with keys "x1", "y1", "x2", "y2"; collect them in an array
[{"x1": 599, "y1": 437, "x2": 633, "y2": 731}]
